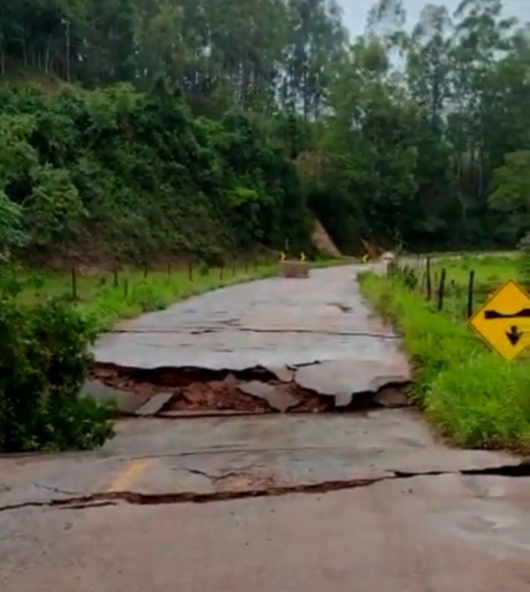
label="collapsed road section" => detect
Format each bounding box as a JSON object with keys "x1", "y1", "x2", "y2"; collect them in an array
[
  {"x1": 87, "y1": 361, "x2": 411, "y2": 416},
  {"x1": 87, "y1": 266, "x2": 411, "y2": 416}
]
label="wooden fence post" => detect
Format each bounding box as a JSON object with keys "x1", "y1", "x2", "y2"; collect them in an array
[
  {"x1": 426, "y1": 257, "x2": 432, "y2": 300},
  {"x1": 467, "y1": 270, "x2": 475, "y2": 318},
  {"x1": 437, "y1": 268, "x2": 446, "y2": 311}
]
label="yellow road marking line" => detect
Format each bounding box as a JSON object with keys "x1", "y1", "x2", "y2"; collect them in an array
[{"x1": 106, "y1": 459, "x2": 151, "y2": 492}]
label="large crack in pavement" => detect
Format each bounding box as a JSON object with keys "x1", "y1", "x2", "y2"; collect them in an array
[
  {"x1": 106, "y1": 327, "x2": 400, "y2": 339},
  {"x1": 1, "y1": 462, "x2": 528, "y2": 514},
  {"x1": 87, "y1": 362, "x2": 412, "y2": 415}
]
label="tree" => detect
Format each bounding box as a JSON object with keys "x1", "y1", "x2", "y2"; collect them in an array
[{"x1": 489, "y1": 150, "x2": 530, "y2": 241}]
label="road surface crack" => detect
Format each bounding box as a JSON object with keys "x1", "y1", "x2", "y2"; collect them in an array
[
  {"x1": 0, "y1": 462, "x2": 528, "y2": 514},
  {"x1": 34, "y1": 483, "x2": 81, "y2": 496},
  {"x1": 107, "y1": 327, "x2": 399, "y2": 339}
]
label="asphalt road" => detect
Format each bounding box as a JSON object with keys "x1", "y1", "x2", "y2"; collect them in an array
[{"x1": 1, "y1": 264, "x2": 528, "y2": 591}]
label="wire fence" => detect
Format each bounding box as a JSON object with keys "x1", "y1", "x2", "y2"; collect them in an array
[{"x1": 388, "y1": 256, "x2": 486, "y2": 320}]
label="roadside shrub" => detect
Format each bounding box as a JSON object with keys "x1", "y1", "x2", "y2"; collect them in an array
[{"x1": 0, "y1": 292, "x2": 115, "y2": 452}]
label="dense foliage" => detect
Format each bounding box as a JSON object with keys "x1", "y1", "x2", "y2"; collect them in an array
[
  {"x1": 0, "y1": 0, "x2": 529, "y2": 260},
  {"x1": 0, "y1": 288, "x2": 114, "y2": 452}
]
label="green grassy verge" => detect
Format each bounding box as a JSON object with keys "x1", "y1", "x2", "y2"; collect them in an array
[
  {"x1": 9, "y1": 264, "x2": 276, "y2": 333},
  {"x1": 11, "y1": 258, "x2": 345, "y2": 334},
  {"x1": 359, "y1": 265, "x2": 530, "y2": 453}
]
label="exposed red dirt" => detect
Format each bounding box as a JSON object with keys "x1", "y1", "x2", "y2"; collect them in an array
[{"x1": 89, "y1": 366, "x2": 329, "y2": 413}]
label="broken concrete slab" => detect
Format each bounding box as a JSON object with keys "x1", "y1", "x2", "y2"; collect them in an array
[
  {"x1": 265, "y1": 366, "x2": 294, "y2": 383},
  {"x1": 294, "y1": 359, "x2": 410, "y2": 407},
  {"x1": 369, "y1": 373, "x2": 411, "y2": 391},
  {"x1": 238, "y1": 381, "x2": 299, "y2": 412},
  {"x1": 82, "y1": 380, "x2": 148, "y2": 414},
  {"x1": 134, "y1": 392, "x2": 174, "y2": 416}
]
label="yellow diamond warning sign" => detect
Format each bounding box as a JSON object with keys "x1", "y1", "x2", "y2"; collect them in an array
[{"x1": 469, "y1": 279, "x2": 530, "y2": 360}]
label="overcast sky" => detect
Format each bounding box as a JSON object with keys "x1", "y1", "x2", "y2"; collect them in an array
[{"x1": 340, "y1": 0, "x2": 530, "y2": 36}]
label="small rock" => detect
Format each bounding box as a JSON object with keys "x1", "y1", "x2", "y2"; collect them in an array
[{"x1": 374, "y1": 387, "x2": 409, "y2": 408}]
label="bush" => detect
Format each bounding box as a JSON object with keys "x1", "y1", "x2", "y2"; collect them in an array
[
  {"x1": 359, "y1": 271, "x2": 530, "y2": 452},
  {"x1": 0, "y1": 292, "x2": 115, "y2": 452}
]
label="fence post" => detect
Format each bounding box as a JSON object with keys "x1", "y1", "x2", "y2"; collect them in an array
[
  {"x1": 426, "y1": 256, "x2": 432, "y2": 300},
  {"x1": 437, "y1": 268, "x2": 446, "y2": 311},
  {"x1": 467, "y1": 270, "x2": 475, "y2": 318}
]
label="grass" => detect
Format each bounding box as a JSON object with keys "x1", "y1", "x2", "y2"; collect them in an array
[
  {"x1": 9, "y1": 262, "x2": 277, "y2": 333},
  {"x1": 9, "y1": 257, "x2": 345, "y2": 333},
  {"x1": 359, "y1": 255, "x2": 530, "y2": 453}
]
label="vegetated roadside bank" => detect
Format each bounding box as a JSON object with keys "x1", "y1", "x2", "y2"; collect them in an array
[
  {"x1": 359, "y1": 256, "x2": 530, "y2": 454},
  {"x1": 10, "y1": 256, "x2": 345, "y2": 333},
  {"x1": 0, "y1": 82, "x2": 316, "y2": 268},
  {"x1": 10, "y1": 261, "x2": 276, "y2": 334}
]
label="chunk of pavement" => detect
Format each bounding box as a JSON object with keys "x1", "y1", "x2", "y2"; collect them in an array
[
  {"x1": 238, "y1": 381, "x2": 299, "y2": 412},
  {"x1": 373, "y1": 387, "x2": 409, "y2": 408},
  {"x1": 294, "y1": 360, "x2": 410, "y2": 408},
  {"x1": 82, "y1": 380, "x2": 148, "y2": 414},
  {"x1": 135, "y1": 392, "x2": 174, "y2": 416},
  {"x1": 265, "y1": 365, "x2": 294, "y2": 383},
  {"x1": 369, "y1": 373, "x2": 411, "y2": 392}
]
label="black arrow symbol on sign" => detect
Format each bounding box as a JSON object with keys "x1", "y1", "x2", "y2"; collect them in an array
[{"x1": 506, "y1": 325, "x2": 523, "y2": 345}]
